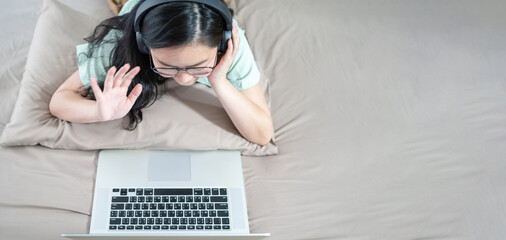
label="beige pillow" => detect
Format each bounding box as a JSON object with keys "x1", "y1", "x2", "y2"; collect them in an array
[{"x1": 0, "y1": 0, "x2": 277, "y2": 156}]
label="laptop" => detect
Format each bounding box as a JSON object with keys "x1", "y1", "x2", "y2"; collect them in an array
[{"x1": 62, "y1": 149, "x2": 270, "y2": 239}]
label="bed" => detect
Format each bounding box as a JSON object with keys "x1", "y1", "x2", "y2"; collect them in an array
[{"x1": 1, "y1": 0, "x2": 506, "y2": 239}]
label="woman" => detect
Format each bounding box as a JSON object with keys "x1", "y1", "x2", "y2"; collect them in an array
[{"x1": 49, "y1": 0, "x2": 273, "y2": 145}]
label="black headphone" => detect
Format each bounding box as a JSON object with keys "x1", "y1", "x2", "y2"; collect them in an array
[{"x1": 134, "y1": 0, "x2": 233, "y2": 55}]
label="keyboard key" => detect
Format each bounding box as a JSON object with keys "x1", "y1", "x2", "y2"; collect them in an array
[
  {"x1": 201, "y1": 211, "x2": 209, "y2": 217},
  {"x1": 199, "y1": 203, "x2": 206, "y2": 210},
  {"x1": 194, "y1": 188, "x2": 203, "y2": 195},
  {"x1": 166, "y1": 203, "x2": 174, "y2": 210},
  {"x1": 135, "y1": 211, "x2": 142, "y2": 217},
  {"x1": 164, "y1": 218, "x2": 170, "y2": 224},
  {"x1": 112, "y1": 197, "x2": 129, "y2": 203},
  {"x1": 147, "y1": 218, "x2": 154, "y2": 225},
  {"x1": 170, "y1": 226, "x2": 178, "y2": 230},
  {"x1": 125, "y1": 204, "x2": 132, "y2": 210},
  {"x1": 218, "y1": 211, "x2": 229, "y2": 217},
  {"x1": 113, "y1": 189, "x2": 119, "y2": 193},
  {"x1": 121, "y1": 189, "x2": 127, "y2": 195},
  {"x1": 119, "y1": 211, "x2": 126, "y2": 217},
  {"x1": 144, "y1": 189, "x2": 153, "y2": 195},
  {"x1": 203, "y1": 196, "x2": 210, "y2": 202},
  {"x1": 150, "y1": 203, "x2": 157, "y2": 210},
  {"x1": 154, "y1": 196, "x2": 161, "y2": 202},
  {"x1": 211, "y1": 196, "x2": 227, "y2": 202},
  {"x1": 170, "y1": 196, "x2": 177, "y2": 203},
  {"x1": 194, "y1": 196, "x2": 202, "y2": 202},
  {"x1": 146, "y1": 197, "x2": 153, "y2": 202},
  {"x1": 188, "y1": 225, "x2": 195, "y2": 230},
  {"x1": 222, "y1": 218, "x2": 229, "y2": 224},
  {"x1": 205, "y1": 218, "x2": 212, "y2": 224},
  {"x1": 178, "y1": 197, "x2": 185, "y2": 202},
  {"x1": 186, "y1": 196, "x2": 193, "y2": 202},
  {"x1": 209, "y1": 211, "x2": 217, "y2": 217},
  {"x1": 205, "y1": 226, "x2": 212, "y2": 230},
  {"x1": 109, "y1": 226, "x2": 117, "y2": 230},
  {"x1": 207, "y1": 203, "x2": 214, "y2": 209},
  {"x1": 136, "y1": 189, "x2": 143, "y2": 195},
  {"x1": 144, "y1": 226, "x2": 151, "y2": 230},
  {"x1": 130, "y1": 218, "x2": 138, "y2": 224},
  {"x1": 154, "y1": 189, "x2": 192, "y2": 195},
  {"x1": 197, "y1": 218, "x2": 204, "y2": 224},
  {"x1": 138, "y1": 197, "x2": 145, "y2": 203},
  {"x1": 142, "y1": 204, "x2": 149, "y2": 210},
  {"x1": 129, "y1": 188, "x2": 135, "y2": 192},
  {"x1": 212, "y1": 188, "x2": 219, "y2": 195},
  {"x1": 215, "y1": 203, "x2": 228, "y2": 209},
  {"x1": 156, "y1": 218, "x2": 163, "y2": 224},
  {"x1": 189, "y1": 218, "x2": 196, "y2": 224},
  {"x1": 160, "y1": 211, "x2": 167, "y2": 217},
  {"x1": 223, "y1": 225, "x2": 230, "y2": 230},
  {"x1": 183, "y1": 203, "x2": 190, "y2": 210},
  {"x1": 196, "y1": 225, "x2": 204, "y2": 230},
  {"x1": 172, "y1": 218, "x2": 179, "y2": 224},
  {"x1": 143, "y1": 211, "x2": 150, "y2": 217},
  {"x1": 122, "y1": 218, "x2": 129, "y2": 224},
  {"x1": 153, "y1": 226, "x2": 160, "y2": 230},
  {"x1": 213, "y1": 218, "x2": 221, "y2": 224},
  {"x1": 184, "y1": 211, "x2": 192, "y2": 217},
  {"x1": 214, "y1": 226, "x2": 222, "y2": 230},
  {"x1": 135, "y1": 226, "x2": 143, "y2": 230},
  {"x1": 190, "y1": 203, "x2": 198, "y2": 210},
  {"x1": 192, "y1": 210, "x2": 200, "y2": 217},
  {"x1": 219, "y1": 188, "x2": 227, "y2": 195},
  {"x1": 110, "y1": 211, "x2": 118, "y2": 217},
  {"x1": 162, "y1": 197, "x2": 169, "y2": 202},
  {"x1": 111, "y1": 204, "x2": 124, "y2": 210},
  {"x1": 179, "y1": 226, "x2": 187, "y2": 230},
  {"x1": 180, "y1": 218, "x2": 188, "y2": 224},
  {"x1": 162, "y1": 225, "x2": 169, "y2": 230},
  {"x1": 127, "y1": 226, "x2": 135, "y2": 230},
  {"x1": 204, "y1": 189, "x2": 211, "y2": 195},
  {"x1": 134, "y1": 204, "x2": 140, "y2": 210},
  {"x1": 139, "y1": 218, "x2": 146, "y2": 224},
  {"x1": 176, "y1": 211, "x2": 183, "y2": 217},
  {"x1": 109, "y1": 218, "x2": 121, "y2": 225}
]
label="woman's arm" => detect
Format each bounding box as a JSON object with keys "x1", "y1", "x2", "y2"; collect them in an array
[
  {"x1": 49, "y1": 65, "x2": 142, "y2": 123},
  {"x1": 207, "y1": 22, "x2": 273, "y2": 145},
  {"x1": 212, "y1": 80, "x2": 273, "y2": 146}
]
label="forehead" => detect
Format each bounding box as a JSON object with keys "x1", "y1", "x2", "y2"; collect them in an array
[{"x1": 150, "y1": 44, "x2": 217, "y2": 67}]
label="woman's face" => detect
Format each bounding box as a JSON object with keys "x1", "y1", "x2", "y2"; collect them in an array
[{"x1": 150, "y1": 44, "x2": 218, "y2": 86}]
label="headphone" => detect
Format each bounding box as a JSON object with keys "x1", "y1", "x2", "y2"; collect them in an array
[{"x1": 134, "y1": 0, "x2": 233, "y2": 55}]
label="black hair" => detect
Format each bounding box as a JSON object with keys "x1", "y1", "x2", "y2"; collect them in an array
[{"x1": 79, "y1": 0, "x2": 233, "y2": 130}]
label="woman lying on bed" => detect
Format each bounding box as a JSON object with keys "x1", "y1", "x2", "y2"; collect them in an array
[{"x1": 49, "y1": 0, "x2": 273, "y2": 146}]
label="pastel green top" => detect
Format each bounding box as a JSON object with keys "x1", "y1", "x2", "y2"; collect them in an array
[{"x1": 76, "y1": 0, "x2": 260, "y2": 90}]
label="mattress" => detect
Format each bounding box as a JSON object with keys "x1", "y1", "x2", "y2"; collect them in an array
[{"x1": 1, "y1": 0, "x2": 506, "y2": 239}]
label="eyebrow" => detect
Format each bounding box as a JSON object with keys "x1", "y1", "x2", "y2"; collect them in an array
[{"x1": 155, "y1": 57, "x2": 209, "y2": 68}]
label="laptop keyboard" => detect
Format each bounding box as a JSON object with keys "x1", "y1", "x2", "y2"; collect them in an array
[{"x1": 109, "y1": 188, "x2": 230, "y2": 231}]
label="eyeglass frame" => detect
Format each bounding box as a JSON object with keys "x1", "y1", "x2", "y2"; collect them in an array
[{"x1": 149, "y1": 50, "x2": 219, "y2": 78}]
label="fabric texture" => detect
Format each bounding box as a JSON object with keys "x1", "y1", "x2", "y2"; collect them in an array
[
  {"x1": 77, "y1": 0, "x2": 260, "y2": 91},
  {"x1": 2, "y1": 0, "x2": 506, "y2": 239},
  {"x1": 0, "y1": 0, "x2": 277, "y2": 156}
]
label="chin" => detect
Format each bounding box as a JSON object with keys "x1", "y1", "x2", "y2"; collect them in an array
[{"x1": 175, "y1": 78, "x2": 198, "y2": 86}]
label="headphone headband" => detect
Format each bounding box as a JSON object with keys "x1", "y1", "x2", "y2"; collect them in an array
[{"x1": 134, "y1": 0, "x2": 233, "y2": 54}]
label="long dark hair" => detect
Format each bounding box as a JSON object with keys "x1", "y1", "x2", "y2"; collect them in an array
[{"x1": 80, "y1": 0, "x2": 233, "y2": 130}]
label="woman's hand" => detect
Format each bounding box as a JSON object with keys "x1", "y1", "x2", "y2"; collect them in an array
[
  {"x1": 207, "y1": 21, "x2": 240, "y2": 86},
  {"x1": 90, "y1": 64, "x2": 142, "y2": 121}
]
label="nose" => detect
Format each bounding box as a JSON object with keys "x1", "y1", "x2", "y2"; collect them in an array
[{"x1": 173, "y1": 70, "x2": 194, "y2": 82}]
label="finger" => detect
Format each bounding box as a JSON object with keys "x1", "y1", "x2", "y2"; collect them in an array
[
  {"x1": 232, "y1": 23, "x2": 240, "y2": 57},
  {"x1": 113, "y1": 64, "x2": 130, "y2": 88},
  {"x1": 120, "y1": 66, "x2": 141, "y2": 88},
  {"x1": 90, "y1": 77, "x2": 103, "y2": 101},
  {"x1": 104, "y1": 66, "x2": 116, "y2": 91},
  {"x1": 126, "y1": 83, "x2": 143, "y2": 105}
]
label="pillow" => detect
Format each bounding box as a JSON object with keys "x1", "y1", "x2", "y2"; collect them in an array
[{"x1": 0, "y1": 0, "x2": 277, "y2": 156}]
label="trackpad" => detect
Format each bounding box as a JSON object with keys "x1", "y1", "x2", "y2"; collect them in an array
[{"x1": 148, "y1": 152, "x2": 191, "y2": 181}]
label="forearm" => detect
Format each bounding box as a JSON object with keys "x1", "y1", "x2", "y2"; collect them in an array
[
  {"x1": 49, "y1": 90, "x2": 101, "y2": 123},
  {"x1": 211, "y1": 80, "x2": 273, "y2": 145}
]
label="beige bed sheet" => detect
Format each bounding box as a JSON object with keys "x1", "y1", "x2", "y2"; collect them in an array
[{"x1": 2, "y1": 0, "x2": 506, "y2": 239}]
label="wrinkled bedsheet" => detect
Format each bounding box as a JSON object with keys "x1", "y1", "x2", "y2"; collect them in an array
[{"x1": 2, "y1": 0, "x2": 506, "y2": 239}]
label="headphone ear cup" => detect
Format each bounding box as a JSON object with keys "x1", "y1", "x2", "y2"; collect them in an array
[
  {"x1": 219, "y1": 30, "x2": 232, "y2": 53},
  {"x1": 136, "y1": 32, "x2": 149, "y2": 54}
]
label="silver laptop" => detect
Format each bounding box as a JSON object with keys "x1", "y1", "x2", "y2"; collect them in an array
[{"x1": 62, "y1": 149, "x2": 269, "y2": 239}]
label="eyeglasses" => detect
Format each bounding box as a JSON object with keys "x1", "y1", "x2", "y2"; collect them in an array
[{"x1": 149, "y1": 52, "x2": 218, "y2": 78}]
